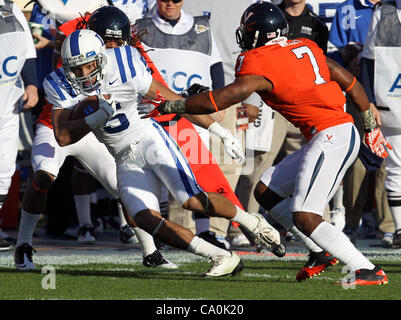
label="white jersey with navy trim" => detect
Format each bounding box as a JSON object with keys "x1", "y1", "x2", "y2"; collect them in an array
[
  {"x1": 44, "y1": 45, "x2": 153, "y2": 158},
  {"x1": 44, "y1": 44, "x2": 203, "y2": 215}
]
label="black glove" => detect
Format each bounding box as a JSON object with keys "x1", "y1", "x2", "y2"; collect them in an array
[{"x1": 181, "y1": 83, "x2": 210, "y2": 98}]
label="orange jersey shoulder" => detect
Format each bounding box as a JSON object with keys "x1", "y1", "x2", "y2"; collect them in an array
[{"x1": 235, "y1": 39, "x2": 352, "y2": 139}]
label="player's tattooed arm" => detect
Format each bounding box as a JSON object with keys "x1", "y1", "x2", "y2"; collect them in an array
[
  {"x1": 167, "y1": 75, "x2": 272, "y2": 115},
  {"x1": 360, "y1": 107, "x2": 377, "y2": 131}
]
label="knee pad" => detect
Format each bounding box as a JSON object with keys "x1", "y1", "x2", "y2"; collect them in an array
[{"x1": 31, "y1": 170, "x2": 54, "y2": 193}]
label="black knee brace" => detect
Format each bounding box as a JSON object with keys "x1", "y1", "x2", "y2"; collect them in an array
[{"x1": 31, "y1": 171, "x2": 54, "y2": 193}]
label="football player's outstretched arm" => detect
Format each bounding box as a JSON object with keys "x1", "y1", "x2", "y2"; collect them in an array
[
  {"x1": 183, "y1": 75, "x2": 270, "y2": 114},
  {"x1": 143, "y1": 78, "x2": 232, "y2": 128},
  {"x1": 152, "y1": 75, "x2": 271, "y2": 115},
  {"x1": 145, "y1": 78, "x2": 182, "y2": 100}
]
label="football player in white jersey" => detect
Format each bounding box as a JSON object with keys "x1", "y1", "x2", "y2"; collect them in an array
[
  {"x1": 0, "y1": 0, "x2": 38, "y2": 250},
  {"x1": 49, "y1": 29, "x2": 285, "y2": 276},
  {"x1": 13, "y1": 24, "x2": 177, "y2": 271}
]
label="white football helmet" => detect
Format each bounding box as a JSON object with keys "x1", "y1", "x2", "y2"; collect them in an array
[{"x1": 61, "y1": 29, "x2": 106, "y2": 94}]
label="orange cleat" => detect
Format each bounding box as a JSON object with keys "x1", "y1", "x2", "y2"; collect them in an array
[
  {"x1": 296, "y1": 251, "x2": 339, "y2": 281},
  {"x1": 335, "y1": 266, "x2": 388, "y2": 286}
]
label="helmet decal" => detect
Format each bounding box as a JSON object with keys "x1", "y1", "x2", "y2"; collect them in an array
[{"x1": 69, "y1": 29, "x2": 81, "y2": 56}]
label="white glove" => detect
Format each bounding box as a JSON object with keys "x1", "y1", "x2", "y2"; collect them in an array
[
  {"x1": 208, "y1": 122, "x2": 245, "y2": 164},
  {"x1": 85, "y1": 95, "x2": 116, "y2": 129}
]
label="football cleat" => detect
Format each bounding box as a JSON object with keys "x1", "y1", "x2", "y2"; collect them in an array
[
  {"x1": 296, "y1": 250, "x2": 339, "y2": 281},
  {"x1": 203, "y1": 252, "x2": 244, "y2": 277},
  {"x1": 335, "y1": 266, "x2": 388, "y2": 286},
  {"x1": 77, "y1": 224, "x2": 96, "y2": 244},
  {"x1": 247, "y1": 213, "x2": 286, "y2": 257},
  {"x1": 230, "y1": 234, "x2": 251, "y2": 247},
  {"x1": 392, "y1": 229, "x2": 401, "y2": 249},
  {"x1": 120, "y1": 224, "x2": 138, "y2": 243},
  {"x1": 14, "y1": 243, "x2": 36, "y2": 271},
  {"x1": 330, "y1": 208, "x2": 346, "y2": 231},
  {"x1": 142, "y1": 250, "x2": 178, "y2": 269},
  {"x1": 93, "y1": 217, "x2": 104, "y2": 235},
  {"x1": 382, "y1": 232, "x2": 393, "y2": 247}
]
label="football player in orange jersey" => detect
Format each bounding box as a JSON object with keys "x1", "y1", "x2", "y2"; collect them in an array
[{"x1": 139, "y1": 1, "x2": 392, "y2": 286}]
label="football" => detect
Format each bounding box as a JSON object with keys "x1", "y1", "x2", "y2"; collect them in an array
[
  {"x1": 70, "y1": 95, "x2": 99, "y2": 120},
  {"x1": 70, "y1": 94, "x2": 111, "y2": 120}
]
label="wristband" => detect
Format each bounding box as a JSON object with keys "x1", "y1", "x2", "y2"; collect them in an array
[
  {"x1": 345, "y1": 77, "x2": 356, "y2": 92},
  {"x1": 360, "y1": 107, "x2": 377, "y2": 131},
  {"x1": 161, "y1": 100, "x2": 186, "y2": 114},
  {"x1": 208, "y1": 90, "x2": 219, "y2": 112},
  {"x1": 84, "y1": 109, "x2": 109, "y2": 129}
]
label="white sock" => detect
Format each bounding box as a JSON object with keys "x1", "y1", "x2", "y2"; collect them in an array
[
  {"x1": 117, "y1": 202, "x2": 127, "y2": 228},
  {"x1": 187, "y1": 236, "x2": 231, "y2": 258},
  {"x1": 230, "y1": 206, "x2": 259, "y2": 231},
  {"x1": 387, "y1": 191, "x2": 401, "y2": 231},
  {"x1": 17, "y1": 210, "x2": 41, "y2": 246},
  {"x1": 269, "y1": 198, "x2": 323, "y2": 253},
  {"x1": 133, "y1": 227, "x2": 157, "y2": 257},
  {"x1": 289, "y1": 226, "x2": 323, "y2": 253},
  {"x1": 390, "y1": 206, "x2": 401, "y2": 231},
  {"x1": 74, "y1": 194, "x2": 92, "y2": 227},
  {"x1": 332, "y1": 185, "x2": 344, "y2": 210},
  {"x1": 310, "y1": 221, "x2": 375, "y2": 271}
]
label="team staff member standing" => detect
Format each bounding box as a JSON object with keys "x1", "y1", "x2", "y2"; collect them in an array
[
  {"x1": 135, "y1": 0, "x2": 231, "y2": 248},
  {"x1": 141, "y1": 2, "x2": 391, "y2": 286},
  {"x1": 360, "y1": 0, "x2": 401, "y2": 249},
  {"x1": 279, "y1": 0, "x2": 329, "y2": 52},
  {"x1": 0, "y1": 0, "x2": 38, "y2": 250},
  {"x1": 328, "y1": 0, "x2": 392, "y2": 245}
]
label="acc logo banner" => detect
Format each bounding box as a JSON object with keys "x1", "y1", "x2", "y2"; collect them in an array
[
  {"x1": 0, "y1": 56, "x2": 18, "y2": 86},
  {"x1": 161, "y1": 69, "x2": 202, "y2": 93},
  {"x1": 388, "y1": 74, "x2": 401, "y2": 98}
]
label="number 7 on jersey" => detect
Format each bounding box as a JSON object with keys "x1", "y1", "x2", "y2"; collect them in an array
[{"x1": 292, "y1": 46, "x2": 327, "y2": 85}]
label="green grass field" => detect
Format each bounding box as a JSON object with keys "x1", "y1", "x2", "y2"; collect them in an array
[{"x1": 0, "y1": 259, "x2": 399, "y2": 301}]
